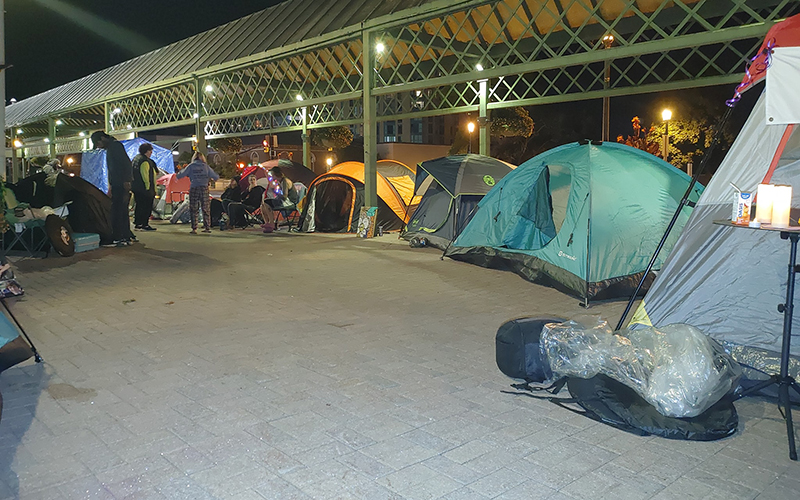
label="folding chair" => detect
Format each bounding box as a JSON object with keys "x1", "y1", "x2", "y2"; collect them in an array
[
  {"x1": 273, "y1": 184, "x2": 306, "y2": 231},
  {"x1": 274, "y1": 205, "x2": 301, "y2": 231},
  {"x1": 0, "y1": 222, "x2": 51, "y2": 260}
]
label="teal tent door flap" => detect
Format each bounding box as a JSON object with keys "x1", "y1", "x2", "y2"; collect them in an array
[{"x1": 503, "y1": 166, "x2": 557, "y2": 250}]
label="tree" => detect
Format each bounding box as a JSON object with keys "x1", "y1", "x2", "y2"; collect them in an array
[
  {"x1": 491, "y1": 107, "x2": 535, "y2": 164},
  {"x1": 311, "y1": 126, "x2": 353, "y2": 149},
  {"x1": 176, "y1": 151, "x2": 193, "y2": 164},
  {"x1": 491, "y1": 107, "x2": 534, "y2": 138},
  {"x1": 616, "y1": 116, "x2": 660, "y2": 156},
  {"x1": 207, "y1": 137, "x2": 243, "y2": 155},
  {"x1": 648, "y1": 119, "x2": 714, "y2": 168},
  {"x1": 449, "y1": 107, "x2": 535, "y2": 164},
  {"x1": 207, "y1": 137, "x2": 243, "y2": 178}
]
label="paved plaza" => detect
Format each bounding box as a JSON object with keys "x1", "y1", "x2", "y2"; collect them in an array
[{"x1": 0, "y1": 223, "x2": 798, "y2": 500}]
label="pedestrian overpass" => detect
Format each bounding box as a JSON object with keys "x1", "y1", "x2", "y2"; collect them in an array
[{"x1": 5, "y1": 0, "x2": 797, "y2": 204}]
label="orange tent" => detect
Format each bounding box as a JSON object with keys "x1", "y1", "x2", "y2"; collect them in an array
[{"x1": 300, "y1": 160, "x2": 415, "y2": 232}]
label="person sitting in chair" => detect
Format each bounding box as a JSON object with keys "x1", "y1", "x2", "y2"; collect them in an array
[
  {"x1": 227, "y1": 175, "x2": 265, "y2": 228},
  {"x1": 210, "y1": 176, "x2": 242, "y2": 228},
  {"x1": 260, "y1": 167, "x2": 299, "y2": 233}
]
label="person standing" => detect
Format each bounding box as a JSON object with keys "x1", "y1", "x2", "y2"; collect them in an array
[
  {"x1": 131, "y1": 142, "x2": 158, "y2": 231},
  {"x1": 176, "y1": 151, "x2": 219, "y2": 234},
  {"x1": 91, "y1": 131, "x2": 133, "y2": 246}
]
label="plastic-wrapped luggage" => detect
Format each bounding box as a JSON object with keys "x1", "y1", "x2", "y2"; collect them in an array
[{"x1": 540, "y1": 318, "x2": 741, "y2": 418}]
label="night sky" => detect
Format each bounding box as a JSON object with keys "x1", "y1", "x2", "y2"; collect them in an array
[{"x1": 5, "y1": 0, "x2": 279, "y2": 101}]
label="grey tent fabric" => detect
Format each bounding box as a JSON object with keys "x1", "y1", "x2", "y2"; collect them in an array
[{"x1": 630, "y1": 92, "x2": 800, "y2": 357}]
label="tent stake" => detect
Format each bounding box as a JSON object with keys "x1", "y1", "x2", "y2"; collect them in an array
[{"x1": 615, "y1": 104, "x2": 736, "y2": 331}]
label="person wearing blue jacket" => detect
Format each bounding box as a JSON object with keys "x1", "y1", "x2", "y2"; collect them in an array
[{"x1": 176, "y1": 151, "x2": 219, "y2": 233}]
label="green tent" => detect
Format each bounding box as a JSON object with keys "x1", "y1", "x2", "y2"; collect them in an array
[{"x1": 446, "y1": 141, "x2": 703, "y2": 303}]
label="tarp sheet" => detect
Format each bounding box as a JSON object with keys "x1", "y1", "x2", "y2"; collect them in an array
[{"x1": 123, "y1": 138, "x2": 175, "y2": 175}]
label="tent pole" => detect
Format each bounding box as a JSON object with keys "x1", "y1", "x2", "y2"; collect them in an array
[
  {"x1": 615, "y1": 104, "x2": 736, "y2": 331},
  {"x1": 1, "y1": 298, "x2": 43, "y2": 363}
]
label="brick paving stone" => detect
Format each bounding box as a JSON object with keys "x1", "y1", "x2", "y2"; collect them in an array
[{"x1": 1, "y1": 225, "x2": 799, "y2": 499}]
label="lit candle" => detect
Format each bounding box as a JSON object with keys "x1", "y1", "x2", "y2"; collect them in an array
[
  {"x1": 756, "y1": 183, "x2": 775, "y2": 224},
  {"x1": 772, "y1": 185, "x2": 793, "y2": 228}
]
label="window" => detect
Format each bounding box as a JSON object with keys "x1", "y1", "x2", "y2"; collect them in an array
[{"x1": 411, "y1": 118, "x2": 423, "y2": 143}]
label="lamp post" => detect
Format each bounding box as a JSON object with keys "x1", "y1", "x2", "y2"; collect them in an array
[
  {"x1": 467, "y1": 121, "x2": 475, "y2": 154},
  {"x1": 661, "y1": 108, "x2": 672, "y2": 162},
  {"x1": 601, "y1": 34, "x2": 614, "y2": 142}
]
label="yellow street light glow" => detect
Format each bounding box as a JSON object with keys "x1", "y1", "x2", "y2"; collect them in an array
[
  {"x1": 16, "y1": 128, "x2": 22, "y2": 134},
  {"x1": 67, "y1": 157, "x2": 74, "y2": 164},
  {"x1": 376, "y1": 42, "x2": 385, "y2": 53},
  {"x1": 467, "y1": 122, "x2": 475, "y2": 133},
  {"x1": 13, "y1": 140, "x2": 22, "y2": 148},
  {"x1": 55, "y1": 119, "x2": 63, "y2": 126},
  {"x1": 662, "y1": 109, "x2": 672, "y2": 121},
  {"x1": 476, "y1": 63, "x2": 484, "y2": 71},
  {"x1": 326, "y1": 157, "x2": 333, "y2": 166},
  {"x1": 602, "y1": 34, "x2": 615, "y2": 49}
]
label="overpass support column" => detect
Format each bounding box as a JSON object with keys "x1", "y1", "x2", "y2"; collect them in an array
[
  {"x1": 48, "y1": 117, "x2": 56, "y2": 159},
  {"x1": 478, "y1": 79, "x2": 489, "y2": 156},
  {"x1": 362, "y1": 30, "x2": 378, "y2": 208},
  {"x1": 301, "y1": 105, "x2": 310, "y2": 169},
  {"x1": 193, "y1": 78, "x2": 207, "y2": 155},
  {"x1": 10, "y1": 142, "x2": 18, "y2": 183}
]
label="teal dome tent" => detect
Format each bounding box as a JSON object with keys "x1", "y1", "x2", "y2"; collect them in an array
[{"x1": 445, "y1": 141, "x2": 703, "y2": 303}]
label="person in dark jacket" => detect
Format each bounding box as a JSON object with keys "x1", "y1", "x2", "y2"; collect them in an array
[
  {"x1": 227, "y1": 175, "x2": 265, "y2": 228},
  {"x1": 91, "y1": 131, "x2": 133, "y2": 246},
  {"x1": 175, "y1": 151, "x2": 219, "y2": 233},
  {"x1": 131, "y1": 142, "x2": 158, "y2": 231},
  {"x1": 220, "y1": 177, "x2": 242, "y2": 213}
]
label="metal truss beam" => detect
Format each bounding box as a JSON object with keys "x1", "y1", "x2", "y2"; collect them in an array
[{"x1": 8, "y1": 0, "x2": 798, "y2": 146}]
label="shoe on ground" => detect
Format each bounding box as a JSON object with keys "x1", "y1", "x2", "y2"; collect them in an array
[
  {"x1": 101, "y1": 242, "x2": 117, "y2": 248},
  {"x1": 115, "y1": 240, "x2": 131, "y2": 247},
  {"x1": 143, "y1": 225, "x2": 157, "y2": 231},
  {"x1": 134, "y1": 225, "x2": 142, "y2": 230},
  {"x1": 202, "y1": 228, "x2": 211, "y2": 233},
  {"x1": 190, "y1": 229, "x2": 197, "y2": 234},
  {"x1": 263, "y1": 223, "x2": 275, "y2": 233}
]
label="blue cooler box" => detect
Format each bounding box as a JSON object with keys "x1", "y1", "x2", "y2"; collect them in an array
[{"x1": 72, "y1": 233, "x2": 100, "y2": 253}]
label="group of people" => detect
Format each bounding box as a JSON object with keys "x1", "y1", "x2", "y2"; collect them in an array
[
  {"x1": 91, "y1": 130, "x2": 299, "y2": 242},
  {"x1": 215, "y1": 165, "x2": 298, "y2": 233}
]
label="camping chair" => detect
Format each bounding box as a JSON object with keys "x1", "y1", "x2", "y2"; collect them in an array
[
  {"x1": 244, "y1": 206, "x2": 264, "y2": 228},
  {"x1": 274, "y1": 183, "x2": 307, "y2": 231}
]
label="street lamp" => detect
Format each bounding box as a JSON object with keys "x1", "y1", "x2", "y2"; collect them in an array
[
  {"x1": 326, "y1": 157, "x2": 333, "y2": 169},
  {"x1": 661, "y1": 108, "x2": 672, "y2": 162},
  {"x1": 467, "y1": 122, "x2": 475, "y2": 154},
  {"x1": 601, "y1": 34, "x2": 614, "y2": 142}
]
